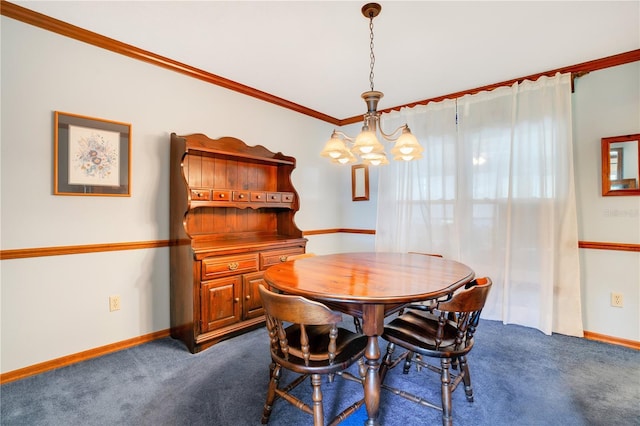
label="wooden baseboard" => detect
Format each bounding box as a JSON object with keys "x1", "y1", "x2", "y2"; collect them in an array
[
  {"x1": 583, "y1": 330, "x2": 640, "y2": 350},
  {"x1": 0, "y1": 329, "x2": 171, "y2": 385}
]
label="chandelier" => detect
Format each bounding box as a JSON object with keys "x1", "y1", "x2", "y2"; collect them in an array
[{"x1": 321, "y1": 3, "x2": 423, "y2": 166}]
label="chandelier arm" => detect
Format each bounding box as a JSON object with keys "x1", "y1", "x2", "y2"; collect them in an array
[
  {"x1": 332, "y1": 131, "x2": 356, "y2": 142},
  {"x1": 378, "y1": 124, "x2": 409, "y2": 142}
]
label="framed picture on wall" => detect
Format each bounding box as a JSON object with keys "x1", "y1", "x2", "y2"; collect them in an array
[
  {"x1": 351, "y1": 164, "x2": 369, "y2": 201},
  {"x1": 54, "y1": 111, "x2": 131, "y2": 196}
]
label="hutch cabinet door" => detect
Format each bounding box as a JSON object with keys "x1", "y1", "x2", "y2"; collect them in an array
[
  {"x1": 200, "y1": 276, "x2": 242, "y2": 332},
  {"x1": 242, "y1": 271, "x2": 266, "y2": 319}
]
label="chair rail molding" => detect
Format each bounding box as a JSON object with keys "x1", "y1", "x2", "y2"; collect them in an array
[{"x1": 2, "y1": 238, "x2": 639, "y2": 260}]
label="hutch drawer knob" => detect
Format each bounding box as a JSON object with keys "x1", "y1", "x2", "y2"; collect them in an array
[
  {"x1": 219, "y1": 194, "x2": 225, "y2": 198},
  {"x1": 245, "y1": 295, "x2": 251, "y2": 300},
  {"x1": 228, "y1": 262, "x2": 239, "y2": 271},
  {"x1": 280, "y1": 255, "x2": 288, "y2": 262},
  {"x1": 234, "y1": 298, "x2": 240, "y2": 303},
  {"x1": 239, "y1": 194, "x2": 245, "y2": 199}
]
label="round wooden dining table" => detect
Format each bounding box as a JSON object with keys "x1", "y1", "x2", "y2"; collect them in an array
[{"x1": 263, "y1": 252, "x2": 475, "y2": 426}]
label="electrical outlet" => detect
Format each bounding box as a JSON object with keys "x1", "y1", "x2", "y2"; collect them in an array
[
  {"x1": 109, "y1": 295, "x2": 121, "y2": 312},
  {"x1": 611, "y1": 292, "x2": 623, "y2": 308}
]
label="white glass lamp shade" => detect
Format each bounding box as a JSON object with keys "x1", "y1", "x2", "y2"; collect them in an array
[
  {"x1": 352, "y1": 130, "x2": 384, "y2": 155},
  {"x1": 393, "y1": 151, "x2": 423, "y2": 161},
  {"x1": 361, "y1": 152, "x2": 389, "y2": 166},
  {"x1": 320, "y1": 134, "x2": 349, "y2": 159},
  {"x1": 390, "y1": 130, "x2": 423, "y2": 160},
  {"x1": 334, "y1": 150, "x2": 358, "y2": 164}
]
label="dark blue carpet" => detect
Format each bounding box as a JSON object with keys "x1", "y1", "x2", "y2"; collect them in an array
[{"x1": 1, "y1": 320, "x2": 638, "y2": 425}]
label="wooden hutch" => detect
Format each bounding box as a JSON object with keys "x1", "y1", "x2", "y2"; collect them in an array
[{"x1": 170, "y1": 133, "x2": 307, "y2": 353}]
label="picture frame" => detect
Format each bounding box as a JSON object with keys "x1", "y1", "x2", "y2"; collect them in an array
[
  {"x1": 601, "y1": 133, "x2": 640, "y2": 196},
  {"x1": 351, "y1": 164, "x2": 369, "y2": 201},
  {"x1": 54, "y1": 111, "x2": 131, "y2": 196}
]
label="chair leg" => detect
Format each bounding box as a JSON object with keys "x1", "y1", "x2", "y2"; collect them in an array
[
  {"x1": 440, "y1": 358, "x2": 453, "y2": 426},
  {"x1": 310, "y1": 374, "x2": 324, "y2": 426},
  {"x1": 402, "y1": 351, "x2": 414, "y2": 374},
  {"x1": 358, "y1": 356, "x2": 367, "y2": 381},
  {"x1": 262, "y1": 363, "x2": 281, "y2": 424},
  {"x1": 451, "y1": 356, "x2": 459, "y2": 370},
  {"x1": 268, "y1": 360, "x2": 275, "y2": 380},
  {"x1": 353, "y1": 317, "x2": 362, "y2": 334},
  {"x1": 458, "y1": 355, "x2": 474, "y2": 402},
  {"x1": 380, "y1": 342, "x2": 396, "y2": 382}
]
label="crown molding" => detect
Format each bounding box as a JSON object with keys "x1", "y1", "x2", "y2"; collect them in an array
[{"x1": 2, "y1": 1, "x2": 639, "y2": 127}]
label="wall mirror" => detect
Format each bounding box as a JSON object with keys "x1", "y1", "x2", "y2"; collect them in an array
[
  {"x1": 601, "y1": 133, "x2": 640, "y2": 196},
  {"x1": 352, "y1": 164, "x2": 369, "y2": 201}
]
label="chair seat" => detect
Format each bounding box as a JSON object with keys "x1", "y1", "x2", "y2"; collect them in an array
[
  {"x1": 274, "y1": 324, "x2": 368, "y2": 373},
  {"x1": 383, "y1": 311, "x2": 472, "y2": 358}
]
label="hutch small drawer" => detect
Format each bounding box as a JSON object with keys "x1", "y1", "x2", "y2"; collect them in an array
[
  {"x1": 251, "y1": 192, "x2": 267, "y2": 202},
  {"x1": 232, "y1": 191, "x2": 250, "y2": 202},
  {"x1": 190, "y1": 189, "x2": 210, "y2": 201},
  {"x1": 281, "y1": 192, "x2": 294, "y2": 203},
  {"x1": 267, "y1": 192, "x2": 282, "y2": 202},
  {"x1": 212, "y1": 190, "x2": 231, "y2": 201}
]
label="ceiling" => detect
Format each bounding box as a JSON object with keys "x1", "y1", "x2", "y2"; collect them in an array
[{"x1": 12, "y1": 1, "x2": 640, "y2": 120}]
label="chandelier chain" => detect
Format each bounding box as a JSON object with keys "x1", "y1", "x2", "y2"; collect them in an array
[{"x1": 369, "y1": 15, "x2": 375, "y2": 91}]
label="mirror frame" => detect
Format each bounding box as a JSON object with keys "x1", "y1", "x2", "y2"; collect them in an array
[
  {"x1": 351, "y1": 164, "x2": 369, "y2": 201},
  {"x1": 601, "y1": 133, "x2": 640, "y2": 196}
]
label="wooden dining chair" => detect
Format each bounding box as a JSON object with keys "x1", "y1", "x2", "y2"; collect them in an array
[
  {"x1": 258, "y1": 284, "x2": 368, "y2": 426},
  {"x1": 379, "y1": 277, "x2": 492, "y2": 426}
]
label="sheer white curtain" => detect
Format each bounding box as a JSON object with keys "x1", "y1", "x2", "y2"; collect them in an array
[{"x1": 376, "y1": 73, "x2": 583, "y2": 336}]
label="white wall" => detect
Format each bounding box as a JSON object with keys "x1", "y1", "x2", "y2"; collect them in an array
[
  {"x1": 306, "y1": 120, "x2": 380, "y2": 254},
  {"x1": 1, "y1": 16, "x2": 638, "y2": 375},
  {"x1": 573, "y1": 62, "x2": 640, "y2": 341},
  {"x1": 0, "y1": 17, "x2": 342, "y2": 373}
]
